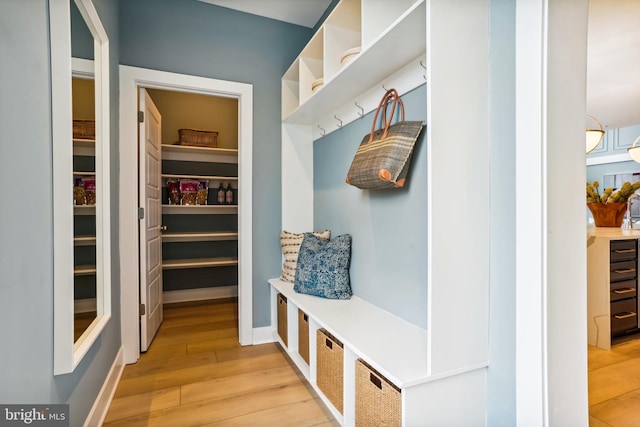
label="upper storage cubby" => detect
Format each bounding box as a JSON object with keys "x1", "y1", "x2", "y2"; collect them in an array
[{"x1": 281, "y1": 0, "x2": 425, "y2": 124}]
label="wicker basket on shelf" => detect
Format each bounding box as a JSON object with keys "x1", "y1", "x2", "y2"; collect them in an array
[
  {"x1": 355, "y1": 358, "x2": 401, "y2": 427},
  {"x1": 73, "y1": 119, "x2": 95, "y2": 139},
  {"x1": 277, "y1": 294, "x2": 288, "y2": 346},
  {"x1": 177, "y1": 128, "x2": 218, "y2": 147},
  {"x1": 317, "y1": 328, "x2": 344, "y2": 413},
  {"x1": 298, "y1": 309, "x2": 310, "y2": 365}
]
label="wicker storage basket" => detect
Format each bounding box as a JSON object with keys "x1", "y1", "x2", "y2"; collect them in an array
[
  {"x1": 355, "y1": 358, "x2": 402, "y2": 427},
  {"x1": 277, "y1": 293, "x2": 288, "y2": 347},
  {"x1": 73, "y1": 119, "x2": 95, "y2": 139},
  {"x1": 177, "y1": 128, "x2": 218, "y2": 147},
  {"x1": 317, "y1": 328, "x2": 344, "y2": 414},
  {"x1": 298, "y1": 309, "x2": 310, "y2": 365}
]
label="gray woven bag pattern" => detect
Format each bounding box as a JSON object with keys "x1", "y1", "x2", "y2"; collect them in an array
[
  {"x1": 346, "y1": 88, "x2": 423, "y2": 189},
  {"x1": 347, "y1": 120, "x2": 423, "y2": 189}
]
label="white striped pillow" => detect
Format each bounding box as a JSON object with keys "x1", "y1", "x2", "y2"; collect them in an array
[{"x1": 280, "y1": 229, "x2": 331, "y2": 282}]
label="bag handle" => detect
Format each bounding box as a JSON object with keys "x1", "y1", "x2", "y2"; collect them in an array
[{"x1": 368, "y1": 88, "x2": 405, "y2": 143}]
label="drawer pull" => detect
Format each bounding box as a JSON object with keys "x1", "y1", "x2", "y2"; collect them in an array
[
  {"x1": 613, "y1": 312, "x2": 637, "y2": 320},
  {"x1": 613, "y1": 268, "x2": 636, "y2": 274},
  {"x1": 613, "y1": 288, "x2": 636, "y2": 294},
  {"x1": 614, "y1": 249, "x2": 636, "y2": 253}
]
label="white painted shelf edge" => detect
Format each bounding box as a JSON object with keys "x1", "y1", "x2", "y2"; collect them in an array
[
  {"x1": 162, "y1": 173, "x2": 238, "y2": 182},
  {"x1": 74, "y1": 205, "x2": 96, "y2": 215},
  {"x1": 162, "y1": 257, "x2": 238, "y2": 270},
  {"x1": 74, "y1": 235, "x2": 96, "y2": 246},
  {"x1": 268, "y1": 278, "x2": 429, "y2": 388},
  {"x1": 73, "y1": 138, "x2": 95, "y2": 156},
  {"x1": 162, "y1": 144, "x2": 238, "y2": 163},
  {"x1": 283, "y1": 0, "x2": 426, "y2": 125},
  {"x1": 162, "y1": 205, "x2": 238, "y2": 215},
  {"x1": 162, "y1": 231, "x2": 238, "y2": 243},
  {"x1": 74, "y1": 265, "x2": 96, "y2": 276}
]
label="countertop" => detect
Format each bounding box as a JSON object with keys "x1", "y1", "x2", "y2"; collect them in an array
[{"x1": 587, "y1": 225, "x2": 640, "y2": 240}]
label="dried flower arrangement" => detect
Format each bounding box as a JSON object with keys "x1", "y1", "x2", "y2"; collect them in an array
[{"x1": 586, "y1": 180, "x2": 640, "y2": 203}]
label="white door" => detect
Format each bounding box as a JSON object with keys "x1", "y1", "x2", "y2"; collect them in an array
[{"x1": 139, "y1": 88, "x2": 163, "y2": 352}]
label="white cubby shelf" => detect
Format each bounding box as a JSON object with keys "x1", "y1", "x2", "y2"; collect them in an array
[
  {"x1": 282, "y1": 0, "x2": 425, "y2": 126},
  {"x1": 269, "y1": 278, "x2": 433, "y2": 426}
]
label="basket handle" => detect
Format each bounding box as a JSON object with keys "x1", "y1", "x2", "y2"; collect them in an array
[
  {"x1": 368, "y1": 88, "x2": 405, "y2": 143},
  {"x1": 369, "y1": 373, "x2": 382, "y2": 389}
]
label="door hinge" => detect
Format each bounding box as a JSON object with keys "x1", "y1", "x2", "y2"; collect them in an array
[
  {"x1": 139, "y1": 304, "x2": 146, "y2": 316},
  {"x1": 138, "y1": 111, "x2": 144, "y2": 123},
  {"x1": 138, "y1": 207, "x2": 145, "y2": 220}
]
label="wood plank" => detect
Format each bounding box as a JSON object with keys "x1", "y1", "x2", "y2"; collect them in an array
[
  {"x1": 203, "y1": 398, "x2": 333, "y2": 427},
  {"x1": 114, "y1": 352, "x2": 290, "y2": 398},
  {"x1": 148, "y1": 323, "x2": 237, "y2": 348},
  {"x1": 187, "y1": 336, "x2": 242, "y2": 354},
  {"x1": 589, "y1": 358, "x2": 640, "y2": 406},
  {"x1": 104, "y1": 387, "x2": 181, "y2": 423},
  {"x1": 162, "y1": 257, "x2": 238, "y2": 270},
  {"x1": 104, "y1": 382, "x2": 320, "y2": 427},
  {"x1": 214, "y1": 343, "x2": 281, "y2": 363},
  {"x1": 104, "y1": 301, "x2": 335, "y2": 426},
  {"x1": 180, "y1": 365, "x2": 301, "y2": 404}
]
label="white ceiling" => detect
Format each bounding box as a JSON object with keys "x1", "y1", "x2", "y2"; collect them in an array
[
  {"x1": 587, "y1": 0, "x2": 640, "y2": 130},
  {"x1": 198, "y1": 0, "x2": 639, "y2": 131},
  {"x1": 198, "y1": 0, "x2": 332, "y2": 28}
]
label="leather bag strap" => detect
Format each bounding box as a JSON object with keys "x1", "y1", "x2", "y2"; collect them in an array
[{"x1": 368, "y1": 88, "x2": 405, "y2": 143}]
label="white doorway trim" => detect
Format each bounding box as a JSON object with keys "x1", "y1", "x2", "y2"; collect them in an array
[{"x1": 119, "y1": 65, "x2": 253, "y2": 364}]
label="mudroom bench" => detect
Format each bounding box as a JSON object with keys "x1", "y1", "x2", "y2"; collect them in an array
[{"x1": 268, "y1": 278, "x2": 432, "y2": 426}]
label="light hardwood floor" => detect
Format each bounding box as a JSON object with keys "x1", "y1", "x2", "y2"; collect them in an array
[
  {"x1": 104, "y1": 299, "x2": 338, "y2": 427},
  {"x1": 105, "y1": 299, "x2": 640, "y2": 426},
  {"x1": 589, "y1": 338, "x2": 640, "y2": 426}
]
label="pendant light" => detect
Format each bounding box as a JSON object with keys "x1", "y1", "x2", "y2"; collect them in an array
[
  {"x1": 586, "y1": 115, "x2": 605, "y2": 154},
  {"x1": 627, "y1": 135, "x2": 640, "y2": 163}
]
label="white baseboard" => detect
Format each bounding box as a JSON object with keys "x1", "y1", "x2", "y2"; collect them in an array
[
  {"x1": 253, "y1": 326, "x2": 277, "y2": 345},
  {"x1": 83, "y1": 347, "x2": 124, "y2": 427},
  {"x1": 163, "y1": 286, "x2": 237, "y2": 304}
]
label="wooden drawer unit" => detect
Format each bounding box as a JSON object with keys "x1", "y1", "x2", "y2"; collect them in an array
[
  {"x1": 611, "y1": 298, "x2": 638, "y2": 336},
  {"x1": 611, "y1": 279, "x2": 637, "y2": 302},
  {"x1": 609, "y1": 240, "x2": 639, "y2": 339},
  {"x1": 611, "y1": 239, "x2": 637, "y2": 262},
  {"x1": 610, "y1": 260, "x2": 637, "y2": 282}
]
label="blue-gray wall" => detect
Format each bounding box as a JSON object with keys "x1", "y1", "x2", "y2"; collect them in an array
[
  {"x1": 587, "y1": 124, "x2": 640, "y2": 184},
  {"x1": 313, "y1": 86, "x2": 427, "y2": 328},
  {"x1": 487, "y1": 0, "x2": 516, "y2": 424},
  {"x1": 0, "y1": 1, "x2": 121, "y2": 426},
  {"x1": 119, "y1": 0, "x2": 313, "y2": 327}
]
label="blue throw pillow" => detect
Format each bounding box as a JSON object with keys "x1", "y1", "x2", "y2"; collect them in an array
[{"x1": 294, "y1": 233, "x2": 352, "y2": 300}]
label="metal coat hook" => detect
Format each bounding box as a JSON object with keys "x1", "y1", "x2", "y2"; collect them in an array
[
  {"x1": 419, "y1": 60, "x2": 426, "y2": 80},
  {"x1": 334, "y1": 115, "x2": 343, "y2": 128},
  {"x1": 317, "y1": 125, "x2": 325, "y2": 137},
  {"x1": 355, "y1": 102, "x2": 364, "y2": 117}
]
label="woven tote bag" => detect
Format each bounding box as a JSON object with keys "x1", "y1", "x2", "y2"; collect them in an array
[{"x1": 346, "y1": 88, "x2": 423, "y2": 189}]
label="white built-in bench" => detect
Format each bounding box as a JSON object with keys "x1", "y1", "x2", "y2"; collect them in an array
[{"x1": 268, "y1": 278, "x2": 432, "y2": 426}]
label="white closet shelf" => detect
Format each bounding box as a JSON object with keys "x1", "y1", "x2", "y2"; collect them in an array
[
  {"x1": 162, "y1": 257, "x2": 238, "y2": 270},
  {"x1": 74, "y1": 265, "x2": 96, "y2": 276},
  {"x1": 162, "y1": 231, "x2": 238, "y2": 243},
  {"x1": 162, "y1": 144, "x2": 238, "y2": 163},
  {"x1": 73, "y1": 138, "x2": 95, "y2": 156},
  {"x1": 74, "y1": 235, "x2": 96, "y2": 246},
  {"x1": 162, "y1": 205, "x2": 237, "y2": 215},
  {"x1": 73, "y1": 171, "x2": 96, "y2": 176},
  {"x1": 162, "y1": 174, "x2": 238, "y2": 182},
  {"x1": 74, "y1": 205, "x2": 96, "y2": 215},
  {"x1": 283, "y1": 0, "x2": 425, "y2": 125}
]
